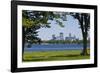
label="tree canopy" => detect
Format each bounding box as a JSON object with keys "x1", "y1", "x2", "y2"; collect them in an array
[{"x1": 22, "y1": 10, "x2": 65, "y2": 44}]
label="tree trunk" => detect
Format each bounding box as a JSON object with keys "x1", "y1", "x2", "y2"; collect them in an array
[{"x1": 81, "y1": 34, "x2": 88, "y2": 55}]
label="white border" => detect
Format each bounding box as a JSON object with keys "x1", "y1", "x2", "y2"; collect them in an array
[{"x1": 17, "y1": 5, "x2": 94, "y2": 68}]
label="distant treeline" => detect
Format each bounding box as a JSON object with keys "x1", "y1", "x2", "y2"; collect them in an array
[{"x1": 40, "y1": 40, "x2": 90, "y2": 44}]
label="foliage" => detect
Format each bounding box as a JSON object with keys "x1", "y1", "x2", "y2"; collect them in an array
[
  {"x1": 41, "y1": 39, "x2": 89, "y2": 44},
  {"x1": 70, "y1": 13, "x2": 90, "y2": 55},
  {"x1": 22, "y1": 10, "x2": 65, "y2": 44}
]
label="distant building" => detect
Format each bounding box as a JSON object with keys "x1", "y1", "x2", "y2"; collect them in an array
[
  {"x1": 52, "y1": 32, "x2": 64, "y2": 40},
  {"x1": 59, "y1": 32, "x2": 64, "y2": 40},
  {"x1": 52, "y1": 33, "x2": 78, "y2": 41},
  {"x1": 52, "y1": 34, "x2": 56, "y2": 40},
  {"x1": 65, "y1": 33, "x2": 78, "y2": 41}
]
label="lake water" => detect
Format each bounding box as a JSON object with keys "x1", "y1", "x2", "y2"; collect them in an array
[{"x1": 24, "y1": 44, "x2": 90, "y2": 51}]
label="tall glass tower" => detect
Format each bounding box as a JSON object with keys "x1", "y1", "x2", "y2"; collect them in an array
[{"x1": 60, "y1": 32, "x2": 64, "y2": 40}]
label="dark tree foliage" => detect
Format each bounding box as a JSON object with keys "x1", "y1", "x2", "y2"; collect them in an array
[
  {"x1": 71, "y1": 13, "x2": 90, "y2": 55},
  {"x1": 22, "y1": 10, "x2": 64, "y2": 44},
  {"x1": 22, "y1": 10, "x2": 65, "y2": 59}
]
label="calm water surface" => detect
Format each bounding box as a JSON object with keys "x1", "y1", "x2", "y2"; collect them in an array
[{"x1": 24, "y1": 44, "x2": 90, "y2": 51}]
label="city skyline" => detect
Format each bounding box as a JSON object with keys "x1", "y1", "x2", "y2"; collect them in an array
[{"x1": 51, "y1": 32, "x2": 79, "y2": 41}]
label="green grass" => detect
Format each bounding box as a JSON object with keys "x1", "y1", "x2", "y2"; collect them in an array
[{"x1": 23, "y1": 49, "x2": 90, "y2": 62}]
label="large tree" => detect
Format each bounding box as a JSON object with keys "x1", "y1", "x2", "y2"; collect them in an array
[
  {"x1": 22, "y1": 10, "x2": 64, "y2": 60},
  {"x1": 70, "y1": 13, "x2": 90, "y2": 55},
  {"x1": 22, "y1": 10, "x2": 64, "y2": 44}
]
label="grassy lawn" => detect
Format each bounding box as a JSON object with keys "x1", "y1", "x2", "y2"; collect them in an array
[{"x1": 23, "y1": 49, "x2": 90, "y2": 62}]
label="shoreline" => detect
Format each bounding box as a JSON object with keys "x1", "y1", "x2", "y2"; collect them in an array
[{"x1": 24, "y1": 48, "x2": 90, "y2": 52}]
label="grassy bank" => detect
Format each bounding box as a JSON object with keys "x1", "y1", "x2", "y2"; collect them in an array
[{"x1": 23, "y1": 49, "x2": 90, "y2": 62}]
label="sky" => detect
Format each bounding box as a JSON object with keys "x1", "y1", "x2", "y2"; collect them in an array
[{"x1": 37, "y1": 15, "x2": 84, "y2": 40}]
